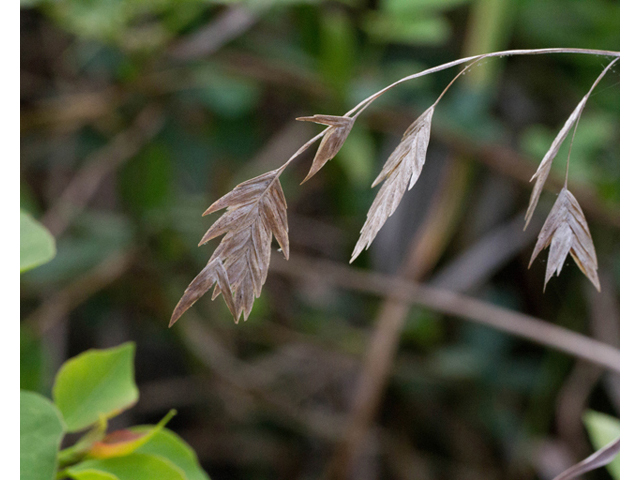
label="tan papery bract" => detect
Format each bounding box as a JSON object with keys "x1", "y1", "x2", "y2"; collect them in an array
[
  {"x1": 529, "y1": 188, "x2": 600, "y2": 291},
  {"x1": 296, "y1": 114, "x2": 355, "y2": 183},
  {"x1": 170, "y1": 170, "x2": 289, "y2": 325},
  {"x1": 350, "y1": 107, "x2": 434, "y2": 262}
]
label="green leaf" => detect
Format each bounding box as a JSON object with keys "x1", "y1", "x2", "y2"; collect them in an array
[
  {"x1": 66, "y1": 453, "x2": 187, "y2": 480},
  {"x1": 53, "y1": 343, "x2": 139, "y2": 432},
  {"x1": 130, "y1": 427, "x2": 210, "y2": 480},
  {"x1": 21, "y1": 210, "x2": 56, "y2": 273},
  {"x1": 58, "y1": 417, "x2": 109, "y2": 468},
  {"x1": 63, "y1": 471, "x2": 119, "y2": 480},
  {"x1": 20, "y1": 391, "x2": 66, "y2": 480},
  {"x1": 87, "y1": 410, "x2": 176, "y2": 459},
  {"x1": 583, "y1": 410, "x2": 620, "y2": 480}
]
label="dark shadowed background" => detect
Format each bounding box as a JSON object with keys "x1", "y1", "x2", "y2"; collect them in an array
[{"x1": 20, "y1": 0, "x2": 619, "y2": 479}]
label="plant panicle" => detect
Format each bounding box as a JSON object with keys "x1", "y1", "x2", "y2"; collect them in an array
[{"x1": 171, "y1": 48, "x2": 618, "y2": 323}]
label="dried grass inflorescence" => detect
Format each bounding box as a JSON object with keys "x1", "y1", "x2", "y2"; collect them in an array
[
  {"x1": 170, "y1": 49, "x2": 618, "y2": 325},
  {"x1": 170, "y1": 170, "x2": 289, "y2": 325},
  {"x1": 523, "y1": 57, "x2": 617, "y2": 291},
  {"x1": 351, "y1": 107, "x2": 434, "y2": 262},
  {"x1": 529, "y1": 188, "x2": 600, "y2": 292}
]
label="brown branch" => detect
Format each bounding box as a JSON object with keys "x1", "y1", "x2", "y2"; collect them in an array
[
  {"x1": 269, "y1": 254, "x2": 620, "y2": 372},
  {"x1": 40, "y1": 105, "x2": 165, "y2": 237}
]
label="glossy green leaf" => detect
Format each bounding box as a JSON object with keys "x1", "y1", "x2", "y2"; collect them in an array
[
  {"x1": 21, "y1": 210, "x2": 56, "y2": 273},
  {"x1": 583, "y1": 410, "x2": 620, "y2": 479},
  {"x1": 130, "y1": 427, "x2": 210, "y2": 480},
  {"x1": 53, "y1": 343, "x2": 139, "y2": 432},
  {"x1": 66, "y1": 453, "x2": 187, "y2": 480},
  {"x1": 20, "y1": 391, "x2": 66, "y2": 480}
]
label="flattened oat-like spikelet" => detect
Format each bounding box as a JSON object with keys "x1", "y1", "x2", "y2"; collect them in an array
[
  {"x1": 170, "y1": 169, "x2": 289, "y2": 325},
  {"x1": 296, "y1": 114, "x2": 354, "y2": 183},
  {"x1": 350, "y1": 106, "x2": 434, "y2": 263},
  {"x1": 529, "y1": 187, "x2": 600, "y2": 292},
  {"x1": 524, "y1": 96, "x2": 587, "y2": 229}
]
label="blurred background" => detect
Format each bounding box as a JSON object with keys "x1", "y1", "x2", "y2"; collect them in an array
[{"x1": 20, "y1": 0, "x2": 619, "y2": 479}]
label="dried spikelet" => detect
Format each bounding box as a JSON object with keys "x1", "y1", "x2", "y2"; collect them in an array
[
  {"x1": 350, "y1": 106, "x2": 434, "y2": 262},
  {"x1": 529, "y1": 187, "x2": 600, "y2": 292},
  {"x1": 170, "y1": 258, "x2": 236, "y2": 326},
  {"x1": 296, "y1": 114, "x2": 355, "y2": 183},
  {"x1": 524, "y1": 96, "x2": 588, "y2": 229},
  {"x1": 170, "y1": 169, "x2": 289, "y2": 325}
]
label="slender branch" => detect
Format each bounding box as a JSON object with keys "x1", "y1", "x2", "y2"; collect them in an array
[
  {"x1": 269, "y1": 254, "x2": 620, "y2": 372},
  {"x1": 346, "y1": 48, "x2": 619, "y2": 119},
  {"x1": 563, "y1": 57, "x2": 619, "y2": 188},
  {"x1": 433, "y1": 58, "x2": 483, "y2": 106},
  {"x1": 277, "y1": 131, "x2": 326, "y2": 173},
  {"x1": 565, "y1": 120, "x2": 581, "y2": 188}
]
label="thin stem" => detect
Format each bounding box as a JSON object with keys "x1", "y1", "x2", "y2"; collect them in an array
[
  {"x1": 278, "y1": 48, "x2": 619, "y2": 178},
  {"x1": 563, "y1": 57, "x2": 619, "y2": 188},
  {"x1": 564, "y1": 115, "x2": 581, "y2": 188},
  {"x1": 433, "y1": 57, "x2": 484, "y2": 107},
  {"x1": 346, "y1": 48, "x2": 619, "y2": 119},
  {"x1": 277, "y1": 130, "x2": 327, "y2": 174},
  {"x1": 350, "y1": 57, "x2": 483, "y2": 121}
]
